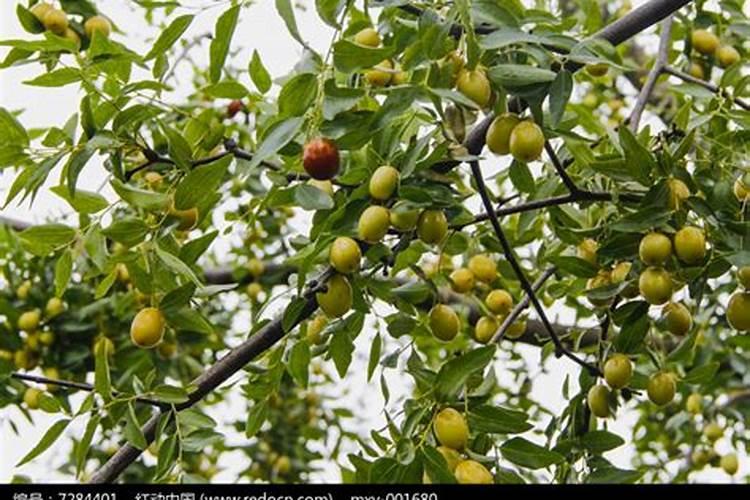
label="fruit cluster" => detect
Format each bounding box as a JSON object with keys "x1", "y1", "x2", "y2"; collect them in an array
[{"x1": 29, "y1": 2, "x2": 111, "y2": 49}]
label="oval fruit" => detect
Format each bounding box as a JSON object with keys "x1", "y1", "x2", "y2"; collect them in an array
[
  {"x1": 685, "y1": 393, "x2": 702, "y2": 414},
  {"x1": 389, "y1": 201, "x2": 420, "y2": 232},
  {"x1": 18, "y1": 310, "x2": 41, "y2": 333},
  {"x1": 24, "y1": 387, "x2": 42, "y2": 410},
  {"x1": 691, "y1": 29, "x2": 720, "y2": 55},
  {"x1": 611, "y1": 261, "x2": 632, "y2": 284},
  {"x1": 454, "y1": 460, "x2": 493, "y2": 484},
  {"x1": 663, "y1": 302, "x2": 692, "y2": 336},
  {"x1": 246, "y1": 282, "x2": 263, "y2": 302},
  {"x1": 667, "y1": 178, "x2": 690, "y2": 210},
  {"x1": 474, "y1": 316, "x2": 499, "y2": 344},
  {"x1": 169, "y1": 203, "x2": 199, "y2": 231},
  {"x1": 726, "y1": 291, "x2": 750, "y2": 331},
  {"x1": 45, "y1": 297, "x2": 64, "y2": 318},
  {"x1": 247, "y1": 258, "x2": 265, "y2": 278},
  {"x1": 577, "y1": 238, "x2": 598, "y2": 265},
  {"x1": 417, "y1": 210, "x2": 448, "y2": 244},
  {"x1": 329, "y1": 236, "x2": 361, "y2": 274},
  {"x1": 647, "y1": 372, "x2": 676, "y2": 406},
  {"x1": 509, "y1": 120, "x2": 544, "y2": 163},
  {"x1": 639, "y1": 267, "x2": 673, "y2": 305},
  {"x1": 227, "y1": 99, "x2": 244, "y2": 118},
  {"x1": 365, "y1": 59, "x2": 393, "y2": 87},
  {"x1": 429, "y1": 304, "x2": 460, "y2": 342},
  {"x1": 505, "y1": 318, "x2": 527, "y2": 339},
  {"x1": 354, "y1": 27, "x2": 380, "y2": 47},
  {"x1": 468, "y1": 254, "x2": 497, "y2": 283},
  {"x1": 687, "y1": 62, "x2": 705, "y2": 80},
  {"x1": 716, "y1": 45, "x2": 740, "y2": 68},
  {"x1": 30, "y1": 2, "x2": 52, "y2": 22},
  {"x1": 303, "y1": 138, "x2": 340, "y2": 180},
  {"x1": 674, "y1": 226, "x2": 706, "y2": 265},
  {"x1": 358, "y1": 206, "x2": 390, "y2": 243},
  {"x1": 720, "y1": 453, "x2": 738, "y2": 475},
  {"x1": 586, "y1": 63, "x2": 609, "y2": 77},
  {"x1": 369, "y1": 166, "x2": 399, "y2": 200},
  {"x1": 43, "y1": 8, "x2": 68, "y2": 35},
  {"x1": 485, "y1": 113, "x2": 520, "y2": 155},
  {"x1": 433, "y1": 408, "x2": 469, "y2": 450},
  {"x1": 486, "y1": 289, "x2": 513, "y2": 315},
  {"x1": 306, "y1": 314, "x2": 328, "y2": 345},
  {"x1": 587, "y1": 384, "x2": 611, "y2": 418},
  {"x1": 603, "y1": 354, "x2": 633, "y2": 389},
  {"x1": 456, "y1": 68, "x2": 491, "y2": 108},
  {"x1": 734, "y1": 178, "x2": 749, "y2": 201},
  {"x1": 130, "y1": 307, "x2": 166, "y2": 348},
  {"x1": 437, "y1": 446, "x2": 462, "y2": 472},
  {"x1": 84, "y1": 15, "x2": 112, "y2": 39},
  {"x1": 316, "y1": 274, "x2": 353, "y2": 318},
  {"x1": 639, "y1": 232, "x2": 672, "y2": 265},
  {"x1": 738, "y1": 266, "x2": 750, "y2": 289},
  {"x1": 449, "y1": 268, "x2": 475, "y2": 293},
  {"x1": 703, "y1": 421, "x2": 723, "y2": 442}
]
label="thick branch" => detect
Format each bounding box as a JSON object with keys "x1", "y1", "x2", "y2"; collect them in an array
[{"x1": 629, "y1": 16, "x2": 674, "y2": 131}]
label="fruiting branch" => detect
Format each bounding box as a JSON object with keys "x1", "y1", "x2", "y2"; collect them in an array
[
  {"x1": 663, "y1": 66, "x2": 750, "y2": 111},
  {"x1": 630, "y1": 16, "x2": 675, "y2": 131},
  {"x1": 490, "y1": 267, "x2": 557, "y2": 344}
]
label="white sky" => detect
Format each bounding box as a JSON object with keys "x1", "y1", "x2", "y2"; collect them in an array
[{"x1": 0, "y1": 0, "x2": 742, "y2": 485}]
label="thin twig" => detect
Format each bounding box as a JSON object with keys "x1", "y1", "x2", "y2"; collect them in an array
[
  {"x1": 490, "y1": 266, "x2": 557, "y2": 344},
  {"x1": 664, "y1": 66, "x2": 750, "y2": 111},
  {"x1": 469, "y1": 159, "x2": 601, "y2": 376},
  {"x1": 630, "y1": 16, "x2": 674, "y2": 131}
]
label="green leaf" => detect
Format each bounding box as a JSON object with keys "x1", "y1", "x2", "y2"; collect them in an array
[
  {"x1": 159, "y1": 283, "x2": 196, "y2": 313},
  {"x1": 24, "y1": 68, "x2": 81, "y2": 87},
  {"x1": 468, "y1": 405, "x2": 532, "y2": 434},
  {"x1": 54, "y1": 249, "x2": 73, "y2": 297},
  {"x1": 333, "y1": 40, "x2": 394, "y2": 73},
  {"x1": 102, "y1": 217, "x2": 150, "y2": 247},
  {"x1": 16, "y1": 4, "x2": 45, "y2": 34},
  {"x1": 51, "y1": 185, "x2": 108, "y2": 214},
  {"x1": 155, "y1": 244, "x2": 203, "y2": 287},
  {"x1": 16, "y1": 419, "x2": 71, "y2": 467},
  {"x1": 75, "y1": 414, "x2": 100, "y2": 478},
  {"x1": 19, "y1": 224, "x2": 76, "y2": 256},
  {"x1": 315, "y1": 0, "x2": 346, "y2": 27},
  {"x1": 488, "y1": 64, "x2": 556, "y2": 88},
  {"x1": 155, "y1": 433, "x2": 179, "y2": 480},
  {"x1": 549, "y1": 70, "x2": 572, "y2": 127},
  {"x1": 294, "y1": 184, "x2": 334, "y2": 211},
  {"x1": 174, "y1": 154, "x2": 232, "y2": 214},
  {"x1": 124, "y1": 403, "x2": 147, "y2": 450},
  {"x1": 249, "y1": 50, "x2": 272, "y2": 93},
  {"x1": 548, "y1": 255, "x2": 599, "y2": 278},
  {"x1": 64, "y1": 147, "x2": 95, "y2": 196},
  {"x1": 153, "y1": 384, "x2": 190, "y2": 404},
  {"x1": 245, "y1": 402, "x2": 268, "y2": 438},
  {"x1": 287, "y1": 340, "x2": 310, "y2": 388},
  {"x1": 618, "y1": 126, "x2": 654, "y2": 186},
  {"x1": 275, "y1": 0, "x2": 305, "y2": 47},
  {"x1": 95, "y1": 269, "x2": 118, "y2": 299},
  {"x1": 613, "y1": 301, "x2": 650, "y2": 353},
  {"x1": 0, "y1": 107, "x2": 29, "y2": 147},
  {"x1": 420, "y1": 447, "x2": 457, "y2": 484},
  {"x1": 500, "y1": 437, "x2": 565, "y2": 469},
  {"x1": 203, "y1": 80, "x2": 249, "y2": 99},
  {"x1": 247, "y1": 116, "x2": 303, "y2": 170},
  {"x1": 282, "y1": 296, "x2": 311, "y2": 333},
  {"x1": 581, "y1": 430, "x2": 625, "y2": 454},
  {"x1": 160, "y1": 122, "x2": 193, "y2": 170},
  {"x1": 113, "y1": 104, "x2": 163, "y2": 132},
  {"x1": 683, "y1": 362, "x2": 720, "y2": 385},
  {"x1": 94, "y1": 333, "x2": 111, "y2": 399},
  {"x1": 435, "y1": 346, "x2": 495, "y2": 401},
  {"x1": 144, "y1": 14, "x2": 194, "y2": 61},
  {"x1": 111, "y1": 179, "x2": 170, "y2": 211},
  {"x1": 586, "y1": 466, "x2": 643, "y2": 483},
  {"x1": 279, "y1": 73, "x2": 318, "y2": 117},
  {"x1": 367, "y1": 333, "x2": 382, "y2": 382},
  {"x1": 209, "y1": 5, "x2": 240, "y2": 83}
]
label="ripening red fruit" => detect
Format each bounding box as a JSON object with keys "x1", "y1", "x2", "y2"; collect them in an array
[
  {"x1": 227, "y1": 99, "x2": 244, "y2": 118},
  {"x1": 303, "y1": 138, "x2": 340, "y2": 180}
]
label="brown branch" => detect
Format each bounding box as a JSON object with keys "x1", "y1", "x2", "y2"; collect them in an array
[
  {"x1": 663, "y1": 66, "x2": 750, "y2": 111},
  {"x1": 630, "y1": 16, "x2": 674, "y2": 131}
]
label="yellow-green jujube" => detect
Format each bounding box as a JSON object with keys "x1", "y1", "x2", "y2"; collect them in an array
[
  {"x1": 639, "y1": 232, "x2": 672, "y2": 265},
  {"x1": 720, "y1": 454, "x2": 739, "y2": 475},
  {"x1": 246, "y1": 282, "x2": 263, "y2": 302},
  {"x1": 18, "y1": 309, "x2": 41, "y2": 332},
  {"x1": 674, "y1": 226, "x2": 706, "y2": 265},
  {"x1": 389, "y1": 202, "x2": 420, "y2": 232},
  {"x1": 417, "y1": 210, "x2": 448, "y2": 244},
  {"x1": 368, "y1": 165, "x2": 400, "y2": 200},
  {"x1": 24, "y1": 387, "x2": 42, "y2": 410},
  {"x1": 429, "y1": 304, "x2": 460, "y2": 342},
  {"x1": 486, "y1": 289, "x2": 513, "y2": 315},
  {"x1": 306, "y1": 314, "x2": 328, "y2": 345},
  {"x1": 358, "y1": 206, "x2": 390, "y2": 243},
  {"x1": 364, "y1": 60, "x2": 393, "y2": 87},
  {"x1": 647, "y1": 372, "x2": 676, "y2": 406},
  {"x1": 587, "y1": 384, "x2": 612, "y2": 418},
  {"x1": 509, "y1": 120, "x2": 544, "y2": 163},
  {"x1": 84, "y1": 15, "x2": 112, "y2": 39},
  {"x1": 668, "y1": 178, "x2": 690, "y2": 210},
  {"x1": 639, "y1": 267, "x2": 673, "y2": 305},
  {"x1": 734, "y1": 178, "x2": 749, "y2": 201},
  {"x1": 715, "y1": 45, "x2": 740, "y2": 68},
  {"x1": 449, "y1": 268, "x2": 475, "y2": 293},
  {"x1": 468, "y1": 254, "x2": 497, "y2": 283},
  {"x1": 691, "y1": 29, "x2": 720, "y2": 55},
  {"x1": 329, "y1": 237, "x2": 361, "y2": 274},
  {"x1": 577, "y1": 238, "x2": 598, "y2": 265},
  {"x1": 738, "y1": 266, "x2": 750, "y2": 289},
  {"x1": 485, "y1": 113, "x2": 520, "y2": 155},
  {"x1": 353, "y1": 27, "x2": 380, "y2": 47},
  {"x1": 726, "y1": 292, "x2": 750, "y2": 331},
  {"x1": 663, "y1": 302, "x2": 692, "y2": 336},
  {"x1": 686, "y1": 393, "x2": 703, "y2": 414},
  {"x1": 474, "y1": 316, "x2": 499, "y2": 344},
  {"x1": 316, "y1": 274, "x2": 353, "y2": 318},
  {"x1": 30, "y1": 2, "x2": 52, "y2": 22},
  {"x1": 454, "y1": 460, "x2": 493, "y2": 484},
  {"x1": 455, "y1": 68, "x2": 491, "y2": 108},
  {"x1": 603, "y1": 354, "x2": 633, "y2": 389},
  {"x1": 433, "y1": 408, "x2": 469, "y2": 450},
  {"x1": 703, "y1": 421, "x2": 723, "y2": 442},
  {"x1": 687, "y1": 62, "x2": 705, "y2": 80},
  {"x1": 130, "y1": 307, "x2": 166, "y2": 348},
  {"x1": 437, "y1": 446, "x2": 462, "y2": 472},
  {"x1": 505, "y1": 318, "x2": 527, "y2": 339},
  {"x1": 43, "y1": 8, "x2": 68, "y2": 35},
  {"x1": 586, "y1": 63, "x2": 609, "y2": 77},
  {"x1": 45, "y1": 297, "x2": 64, "y2": 318}
]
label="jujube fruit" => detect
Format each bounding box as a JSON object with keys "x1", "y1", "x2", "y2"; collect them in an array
[
  {"x1": 504, "y1": 318, "x2": 526, "y2": 339},
  {"x1": 389, "y1": 201, "x2": 419, "y2": 232},
  {"x1": 227, "y1": 99, "x2": 244, "y2": 118},
  {"x1": 84, "y1": 15, "x2": 112, "y2": 39},
  {"x1": 673, "y1": 226, "x2": 706, "y2": 264},
  {"x1": 691, "y1": 29, "x2": 719, "y2": 55},
  {"x1": 303, "y1": 138, "x2": 340, "y2": 180},
  {"x1": 358, "y1": 206, "x2": 390, "y2": 243},
  {"x1": 474, "y1": 316, "x2": 498, "y2": 344},
  {"x1": 417, "y1": 210, "x2": 448, "y2": 244},
  {"x1": 246, "y1": 282, "x2": 263, "y2": 302},
  {"x1": 587, "y1": 384, "x2": 611, "y2": 418},
  {"x1": 316, "y1": 274, "x2": 352, "y2": 318},
  {"x1": 247, "y1": 258, "x2": 265, "y2": 278},
  {"x1": 509, "y1": 120, "x2": 544, "y2": 163},
  {"x1": 43, "y1": 8, "x2": 68, "y2": 36},
  {"x1": 364, "y1": 59, "x2": 393, "y2": 87},
  {"x1": 449, "y1": 268, "x2": 475, "y2": 293},
  {"x1": 30, "y1": 2, "x2": 52, "y2": 22},
  {"x1": 353, "y1": 28, "x2": 380, "y2": 47},
  {"x1": 454, "y1": 460, "x2": 493, "y2": 484},
  {"x1": 586, "y1": 63, "x2": 609, "y2": 77},
  {"x1": 486, "y1": 289, "x2": 512, "y2": 315},
  {"x1": 433, "y1": 408, "x2": 469, "y2": 450},
  {"x1": 18, "y1": 310, "x2": 41, "y2": 332},
  {"x1": 715, "y1": 45, "x2": 740, "y2": 68},
  {"x1": 720, "y1": 454, "x2": 738, "y2": 475},
  {"x1": 429, "y1": 304, "x2": 460, "y2": 342},
  {"x1": 663, "y1": 302, "x2": 692, "y2": 336},
  {"x1": 667, "y1": 178, "x2": 690, "y2": 210},
  {"x1": 738, "y1": 266, "x2": 750, "y2": 289},
  {"x1": 577, "y1": 238, "x2": 598, "y2": 265},
  {"x1": 639, "y1": 267, "x2": 673, "y2": 305},
  {"x1": 485, "y1": 113, "x2": 520, "y2": 155},
  {"x1": 639, "y1": 232, "x2": 672, "y2": 265},
  {"x1": 130, "y1": 307, "x2": 166, "y2": 348},
  {"x1": 685, "y1": 393, "x2": 702, "y2": 414},
  {"x1": 687, "y1": 62, "x2": 705, "y2": 80},
  {"x1": 45, "y1": 297, "x2": 64, "y2": 318},
  {"x1": 306, "y1": 314, "x2": 327, "y2": 345},
  {"x1": 647, "y1": 372, "x2": 676, "y2": 406},
  {"x1": 24, "y1": 387, "x2": 42, "y2": 410},
  {"x1": 703, "y1": 421, "x2": 723, "y2": 442},
  {"x1": 455, "y1": 68, "x2": 491, "y2": 108},
  {"x1": 329, "y1": 236, "x2": 361, "y2": 274},
  {"x1": 603, "y1": 354, "x2": 632, "y2": 389},
  {"x1": 436, "y1": 446, "x2": 462, "y2": 472},
  {"x1": 368, "y1": 165, "x2": 399, "y2": 200},
  {"x1": 468, "y1": 254, "x2": 497, "y2": 283},
  {"x1": 726, "y1": 291, "x2": 750, "y2": 331}
]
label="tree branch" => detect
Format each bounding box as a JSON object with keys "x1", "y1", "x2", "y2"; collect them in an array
[
  {"x1": 629, "y1": 16, "x2": 674, "y2": 131},
  {"x1": 663, "y1": 66, "x2": 750, "y2": 111},
  {"x1": 490, "y1": 267, "x2": 557, "y2": 344}
]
